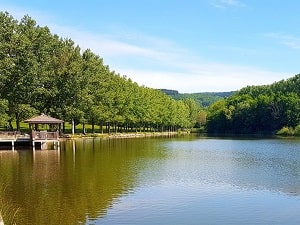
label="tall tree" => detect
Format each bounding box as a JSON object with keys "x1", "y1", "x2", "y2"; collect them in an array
[
  {"x1": 0, "y1": 99, "x2": 9, "y2": 127},
  {"x1": 0, "y1": 13, "x2": 40, "y2": 129}
]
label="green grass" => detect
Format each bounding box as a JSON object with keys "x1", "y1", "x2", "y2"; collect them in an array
[
  {"x1": 1, "y1": 121, "x2": 188, "y2": 136},
  {"x1": 63, "y1": 122, "x2": 102, "y2": 134}
]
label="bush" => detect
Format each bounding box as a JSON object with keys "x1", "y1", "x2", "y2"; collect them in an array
[
  {"x1": 294, "y1": 125, "x2": 300, "y2": 136},
  {"x1": 276, "y1": 126, "x2": 295, "y2": 136}
]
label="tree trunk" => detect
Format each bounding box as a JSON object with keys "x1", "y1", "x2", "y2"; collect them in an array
[
  {"x1": 72, "y1": 119, "x2": 75, "y2": 135},
  {"x1": 92, "y1": 122, "x2": 95, "y2": 133},
  {"x1": 99, "y1": 122, "x2": 103, "y2": 134},
  {"x1": 8, "y1": 119, "x2": 13, "y2": 130},
  {"x1": 16, "y1": 113, "x2": 20, "y2": 131},
  {"x1": 107, "y1": 122, "x2": 111, "y2": 133},
  {"x1": 82, "y1": 123, "x2": 86, "y2": 134}
]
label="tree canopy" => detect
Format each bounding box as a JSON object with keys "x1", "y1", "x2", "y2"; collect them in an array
[
  {"x1": 0, "y1": 11, "x2": 201, "y2": 133},
  {"x1": 206, "y1": 74, "x2": 300, "y2": 135}
]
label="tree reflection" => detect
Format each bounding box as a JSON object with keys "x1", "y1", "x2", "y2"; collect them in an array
[
  {"x1": 2, "y1": 137, "x2": 299, "y2": 224},
  {"x1": 0, "y1": 138, "x2": 167, "y2": 225}
]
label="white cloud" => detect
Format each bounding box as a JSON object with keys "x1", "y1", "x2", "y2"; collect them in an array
[
  {"x1": 212, "y1": 0, "x2": 245, "y2": 8},
  {"x1": 118, "y1": 63, "x2": 288, "y2": 93},
  {"x1": 30, "y1": 23, "x2": 293, "y2": 93},
  {"x1": 0, "y1": 4, "x2": 53, "y2": 23},
  {"x1": 3, "y1": 5, "x2": 291, "y2": 93},
  {"x1": 266, "y1": 33, "x2": 300, "y2": 50}
]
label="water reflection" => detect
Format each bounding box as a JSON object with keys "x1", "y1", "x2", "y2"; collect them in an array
[
  {"x1": 0, "y1": 138, "x2": 168, "y2": 224},
  {"x1": 0, "y1": 137, "x2": 300, "y2": 224}
]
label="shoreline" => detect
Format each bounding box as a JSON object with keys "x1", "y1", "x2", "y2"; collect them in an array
[{"x1": 62, "y1": 131, "x2": 182, "y2": 140}]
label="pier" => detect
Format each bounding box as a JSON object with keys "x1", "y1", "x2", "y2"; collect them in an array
[
  {"x1": 31, "y1": 130, "x2": 60, "y2": 150},
  {"x1": 0, "y1": 114, "x2": 63, "y2": 150},
  {"x1": 0, "y1": 131, "x2": 30, "y2": 150}
]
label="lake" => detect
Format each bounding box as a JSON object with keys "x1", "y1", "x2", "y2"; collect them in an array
[{"x1": 0, "y1": 135, "x2": 300, "y2": 225}]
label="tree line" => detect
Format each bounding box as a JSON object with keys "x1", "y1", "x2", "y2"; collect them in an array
[
  {"x1": 165, "y1": 90, "x2": 234, "y2": 107},
  {"x1": 206, "y1": 74, "x2": 300, "y2": 135},
  {"x1": 0, "y1": 12, "x2": 200, "y2": 133}
]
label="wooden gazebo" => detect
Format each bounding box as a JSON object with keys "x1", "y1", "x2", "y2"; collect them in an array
[{"x1": 24, "y1": 114, "x2": 64, "y2": 148}]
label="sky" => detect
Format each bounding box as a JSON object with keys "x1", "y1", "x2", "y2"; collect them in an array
[{"x1": 1, "y1": 0, "x2": 300, "y2": 93}]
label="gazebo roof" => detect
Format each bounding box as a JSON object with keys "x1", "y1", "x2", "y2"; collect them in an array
[{"x1": 24, "y1": 114, "x2": 64, "y2": 124}]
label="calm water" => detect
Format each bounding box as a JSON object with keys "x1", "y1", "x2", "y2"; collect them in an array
[{"x1": 0, "y1": 135, "x2": 300, "y2": 225}]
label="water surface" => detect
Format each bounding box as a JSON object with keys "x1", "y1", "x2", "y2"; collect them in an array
[{"x1": 0, "y1": 136, "x2": 300, "y2": 224}]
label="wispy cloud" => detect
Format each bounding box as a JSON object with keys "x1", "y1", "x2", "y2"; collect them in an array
[
  {"x1": 120, "y1": 64, "x2": 288, "y2": 93},
  {"x1": 212, "y1": 0, "x2": 246, "y2": 8},
  {"x1": 266, "y1": 33, "x2": 300, "y2": 49},
  {"x1": 52, "y1": 24, "x2": 191, "y2": 73},
  {"x1": 3, "y1": 5, "x2": 291, "y2": 93},
  {"x1": 0, "y1": 4, "x2": 53, "y2": 23}
]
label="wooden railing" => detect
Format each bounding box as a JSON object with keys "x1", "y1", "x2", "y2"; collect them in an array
[
  {"x1": 0, "y1": 131, "x2": 59, "y2": 141},
  {"x1": 0, "y1": 131, "x2": 22, "y2": 139},
  {"x1": 31, "y1": 131, "x2": 59, "y2": 140}
]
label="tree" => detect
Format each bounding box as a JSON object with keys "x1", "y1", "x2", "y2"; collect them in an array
[
  {"x1": 53, "y1": 39, "x2": 84, "y2": 128},
  {"x1": 195, "y1": 109, "x2": 207, "y2": 128},
  {"x1": 206, "y1": 99, "x2": 229, "y2": 133},
  {"x1": 0, "y1": 14, "x2": 42, "y2": 130},
  {"x1": 0, "y1": 99, "x2": 9, "y2": 127},
  {"x1": 0, "y1": 11, "x2": 202, "y2": 133},
  {"x1": 182, "y1": 98, "x2": 200, "y2": 128}
]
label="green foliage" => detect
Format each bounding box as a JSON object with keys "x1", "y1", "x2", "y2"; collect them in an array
[
  {"x1": 276, "y1": 127, "x2": 295, "y2": 136},
  {"x1": 0, "y1": 11, "x2": 201, "y2": 132},
  {"x1": 195, "y1": 109, "x2": 207, "y2": 128},
  {"x1": 0, "y1": 99, "x2": 9, "y2": 127},
  {"x1": 295, "y1": 125, "x2": 300, "y2": 136},
  {"x1": 207, "y1": 75, "x2": 300, "y2": 134},
  {"x1": 276, "y1": 125, "x2": 300, "y2": 136}
]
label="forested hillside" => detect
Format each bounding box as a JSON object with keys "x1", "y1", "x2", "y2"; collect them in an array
[
  {"x1": 162, "y1": 90, "x2": 234, "y2": 107},
  {"x1": 206, "y1": 75, "x2": 300, "y2": 135},
  {"x1": 0, "y1": 12, "x2": 200, "y2": 133}
]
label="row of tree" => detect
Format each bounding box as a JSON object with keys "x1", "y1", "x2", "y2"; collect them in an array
[
  {"x1": 0, "y1": 12, "x2": 200, "y2": 133},
  {"x1": 206, "y1": 74, "x2": 300, "y2": 134}
]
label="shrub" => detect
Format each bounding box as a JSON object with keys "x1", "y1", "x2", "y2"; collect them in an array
[
  {"x1": 294, "y1": 125, "x2": 300, "y2": 136},
  {"x1": 276, "y1": 126, "x2": 295, "y2": 136}
]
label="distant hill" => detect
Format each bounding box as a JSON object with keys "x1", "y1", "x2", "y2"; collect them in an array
[
  {"x1": 159, "y1": 89, "x2": 179, "y2": 96},
  {"x1": 160, "y1": 89, "x2": 235, "y2": 107}
]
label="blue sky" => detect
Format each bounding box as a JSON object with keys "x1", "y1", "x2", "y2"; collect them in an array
[{"x1": 1, "y1": 0, "x2": 300, "y2": 93}]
